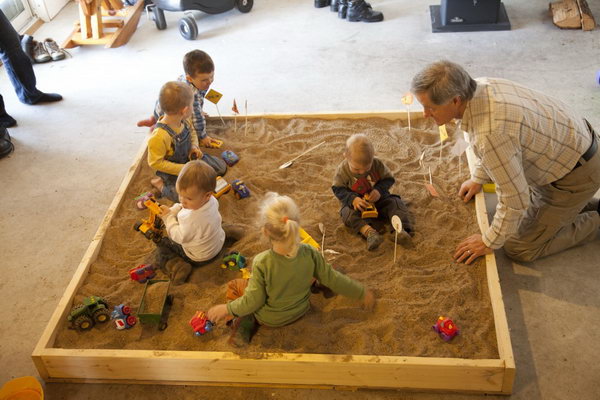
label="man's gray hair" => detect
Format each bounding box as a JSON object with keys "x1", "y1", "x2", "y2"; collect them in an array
[{"x1": 411, "y1": 60, "x2": 477, "y2": 105}]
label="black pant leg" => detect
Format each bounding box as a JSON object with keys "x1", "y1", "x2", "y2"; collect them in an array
[{"x1": 375, "y1": 195, "x2": 413, "y2": 234}]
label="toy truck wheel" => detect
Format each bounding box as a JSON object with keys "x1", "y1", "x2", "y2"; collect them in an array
[
  {"x1": 179, "y1": 16, "x2": 198, "y2": 41},
  {"x1": 74, "y1": 315, "x2": 94, "y2": 331},
  {"x1": 122, "y1": 305, "x2": 131, "y2": 315},
  {"x1": 153, "y1": 6, "x2": 167, "y2": 30},
  {"x1": 93, "y1": 308, "x2": 111, "y2": 324},
  {"x1": 126, "y1": 315, "x2": 137, "y2": 326},
  {"x1": 236, "y1": 0, "x2": 253, "y2": 13},
  {"x1": 133, "y1": 221, "x2": 142, "y2": 232}
]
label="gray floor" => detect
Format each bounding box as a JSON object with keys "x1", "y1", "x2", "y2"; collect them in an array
[{"x1": 1, "y1": 0, "x2": 599, "y2": 399}]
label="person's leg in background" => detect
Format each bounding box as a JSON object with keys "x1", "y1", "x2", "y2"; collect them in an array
[{"x1": 0, "y1": 9, "x2": 62, "y2": 127}]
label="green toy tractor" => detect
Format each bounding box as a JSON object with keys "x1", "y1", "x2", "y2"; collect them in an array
[{"x1": 68, "y1": 296, "x2": 111, "y2": 331}]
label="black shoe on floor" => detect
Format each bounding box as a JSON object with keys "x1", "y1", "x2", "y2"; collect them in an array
[
  {"x1": 27, "y1": 92, "x2": 63, "y2": 105},
  {"x1": 315, "y1": 0, "x2": 330, "y2": 7},
  {"x1": 0, "y1": 113, "x2": 17, "y2": 128},
  {"x1": 347, "y1": 0, "x2": 383, "y2": 22},
  {"x1": 20, "y1": 34, "x2": 35, "y2": 64},
  {"x1": 330, "y1": 0, "x2": 341, "y2": 11},
  {"x1": 338, "y1": 0, "x2": 348, "y2": 18},
  {"x1": 0, "y1": 128, "x2": 15, "y2": 159}
]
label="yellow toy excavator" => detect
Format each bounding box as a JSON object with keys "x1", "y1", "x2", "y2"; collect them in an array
[{"x1": 133, "y1": 198, "x2": 165, "y2": 243}]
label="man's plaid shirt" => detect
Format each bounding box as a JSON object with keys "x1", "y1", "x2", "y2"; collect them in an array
[{"x1": 459, "y1": 78, "x2": 592, "y2": 249}]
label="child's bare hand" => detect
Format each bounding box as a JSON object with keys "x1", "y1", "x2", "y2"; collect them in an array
[
  {"x1": 207, "y1": 304, "x2": 231, "y2": 324},
  {"x1": 352, "y1": 196, "x2": 370, "y2": 211},
  {"x1": 362, "y1": 290, "x2": 376, "y2": 311},
  {"x1": 189, "y1": 146, "x2": 203, "y2": 160},
  {"x1": 366, "y1": 189, "x2": 381, "y2": 203},
  {"x1": 159, "y1": 205, "x2": 171, "y2": 217}
]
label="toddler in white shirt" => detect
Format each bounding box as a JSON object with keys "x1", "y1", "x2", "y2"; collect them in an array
[{"x1": 156, "y1": 159, "x2": 241, "y2": 283}]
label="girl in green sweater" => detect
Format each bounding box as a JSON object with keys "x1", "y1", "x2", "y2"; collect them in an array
[{"x1": 207, "y1": 192, "x2": 375, "y2": 346}]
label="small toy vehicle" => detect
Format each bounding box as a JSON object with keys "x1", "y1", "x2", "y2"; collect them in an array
[
  {"x1": 149, "y1": 0, "x2": 253, "y2": 41},
  {"x1": 138, "y1": 280, "x2": 173, "y2": 331},
  {"x1": 67, "y1": 296, "x2": 111, "y2": 331},
  {"x1": 134, "y1": 191, "x2": 154, "y2": 210},
  {"x1": 221, "y1": 251, "x2": 246, "y2": 271},
  {"x1": 299, "y1": 227, "x2": 320, "y2": 250},
  {"x1": 111, "y1": 304, "x2": 137, "y2": 330},
  {"x1": 133, "y1": 197, "x2": 165, "y2": 243},
  {"x1": 213, "y1": 176, "x2": 231, "y2": 198},
  {"x1": 189, "y1": 311, "x2": 214, "y2": 336},
  {"x1": 129, "y1": 264, "x2": 157, "y2": 283},
  {"x1": 432, "y1": 316, "x2": 460, "y2": 341},
  {"x1": 206, "y1": 139, "x2": 223, "y2": 149},
  {"x1": 231, "y1": 179, "x2": 250, "y2": 199},
  {"x1": 361, "y1": 202, "x2": 378, "y2": 219},
  {"x1": 221, "y1": 150, "x2": 239, "y2": 167}
]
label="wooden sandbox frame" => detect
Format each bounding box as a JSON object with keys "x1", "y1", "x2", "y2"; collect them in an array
[{"x1": 32, "y1": 112, "x2": 515, "y2": 394}]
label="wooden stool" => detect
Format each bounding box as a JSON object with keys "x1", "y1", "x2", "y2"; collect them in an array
[{"x1": 63, "y1": 0, "x2": 144, "y2": 48}]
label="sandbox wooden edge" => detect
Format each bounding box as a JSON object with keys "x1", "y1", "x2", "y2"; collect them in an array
[{"x1": 32, "y1": 112, "x2": 514, "y2": 394}]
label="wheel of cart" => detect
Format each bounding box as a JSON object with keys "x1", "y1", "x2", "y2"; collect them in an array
[
  {"x1": 148, "y1": 0, "x2": 254, "y2": 39},
  {"x1": 236, "y1": 0, "x2": 253, "y2": 13},
  {"x1": 152, "y1": 5, "x2": 167, "y2": 30},
  {"x1": 179, "y1": 13, "x2": 198, "y2": 40}
]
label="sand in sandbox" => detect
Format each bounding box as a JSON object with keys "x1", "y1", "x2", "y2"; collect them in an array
[{"x1": 54, "y1": 117, "x2": 498, "y2": 360}]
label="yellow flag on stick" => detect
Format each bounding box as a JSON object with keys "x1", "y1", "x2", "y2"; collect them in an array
[
  {"x1": 205, "y1": 89, "x2": 223, "y2": 104},
  {"x1": 402, "y1": 92, "x2": 413, "y2": 131},
  {"x1": 439, "y1": 124, "x2": 448, "y2": 142},
  {"x1": 401, "y1": 92, "x2": 413, "y2": 105}
]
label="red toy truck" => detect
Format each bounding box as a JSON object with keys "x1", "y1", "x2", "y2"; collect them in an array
[
  {"x1": 129, "y1": 264, "x2": 156, "y2": 283},
  {"x1": 432, "y1": 316, "x2": 459, "y2": 341},
  {"x1": 189, "y1": 311, "x2": 214, "y2": 336}
]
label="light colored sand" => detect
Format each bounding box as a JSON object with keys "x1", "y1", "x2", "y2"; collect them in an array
[{"x1": 54, "y1": 117, "x2": 498, "y2": 359}]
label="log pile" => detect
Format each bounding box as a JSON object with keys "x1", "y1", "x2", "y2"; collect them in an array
[{"x1": 550, "y1": 0, "x2": 595, "y2": 30}]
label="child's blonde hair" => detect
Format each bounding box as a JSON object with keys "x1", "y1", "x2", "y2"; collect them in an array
[
  {"x1": 158, "y1": 81, "x2": 193, "y2": 115},
  {"x1": 176, "y1": 160, "x2": 216, "y2": 194},
  {"x1": 260, "y1": 192, "x2": 301, "y2": 257},
  {"x1": 345, "y1": 134, "x2": 374, "y2": 166}
]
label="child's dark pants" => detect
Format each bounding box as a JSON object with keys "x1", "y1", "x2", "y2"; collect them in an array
[{"x1": 340, "y1": 194, "x2": 412, "y2": 234}]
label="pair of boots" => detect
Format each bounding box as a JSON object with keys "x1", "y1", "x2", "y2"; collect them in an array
[
  {"x1": 0, "y1": 128, "x2": 14, "y2": 159},
  {"x1": 315, "y1": 0, "x2": 384, "y2": 22}
]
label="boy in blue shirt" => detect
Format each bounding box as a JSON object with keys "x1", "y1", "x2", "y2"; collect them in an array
[{"x1": 138, "y1": 50, "x2": 222, "y2": 149}]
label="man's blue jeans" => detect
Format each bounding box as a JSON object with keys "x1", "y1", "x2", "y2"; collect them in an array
[{"x1": 0, "y1": 9, "x2": 43, "y2": 113}]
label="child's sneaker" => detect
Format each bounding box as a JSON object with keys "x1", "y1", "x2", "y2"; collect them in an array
[
  {"x1": 228, "y1": 314, "x2": 257, "y2": 347},
  {"x1": 366, "y1": 230, "x2": 383, "y2": 251}
]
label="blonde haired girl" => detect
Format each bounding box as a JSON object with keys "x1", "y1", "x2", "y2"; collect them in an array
[{"x1": 208, "y1": 192, "x2": 374, "y2": 346}]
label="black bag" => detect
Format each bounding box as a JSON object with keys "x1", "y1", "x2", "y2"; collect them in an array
[{"x1": 0, "y1": 128, "x2": 14, "y2": 159}]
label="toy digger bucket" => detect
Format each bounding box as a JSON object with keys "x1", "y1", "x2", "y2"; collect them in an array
[{"x1": 0, "y1": 376, "x2": 43, "y2": 400}]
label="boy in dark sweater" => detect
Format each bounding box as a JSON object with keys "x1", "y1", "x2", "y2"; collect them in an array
[{"x1": 332, "y1": 134, "x2": 412, "y2": 251}]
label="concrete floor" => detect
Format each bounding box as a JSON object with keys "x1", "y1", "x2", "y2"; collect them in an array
[{"x1": 1, "y1": 0, "x2": 599, "y2": 398}]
